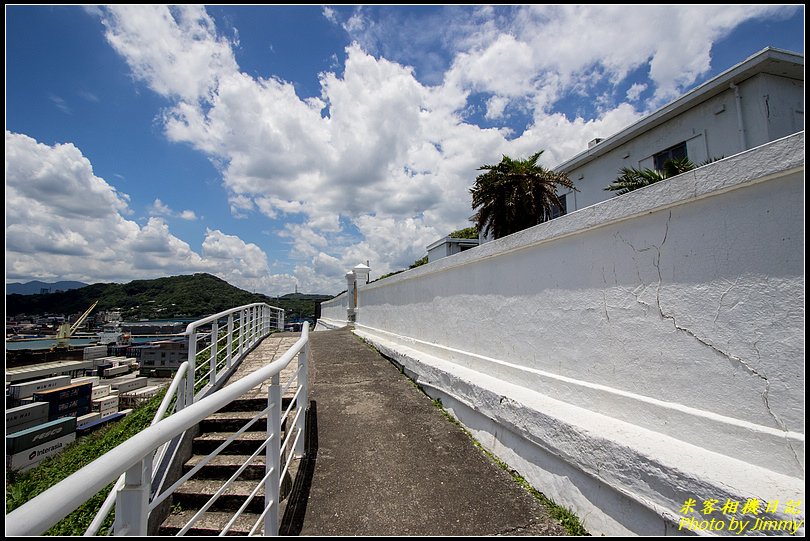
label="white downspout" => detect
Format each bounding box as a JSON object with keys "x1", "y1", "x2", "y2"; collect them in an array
[{"x1": 730, "y1": 82, "x2": 747, "y2": 151}]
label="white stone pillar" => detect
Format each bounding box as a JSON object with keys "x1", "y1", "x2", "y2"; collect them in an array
[{"x1": 346, "y1": 271, "x2": 356, "y2": 323}]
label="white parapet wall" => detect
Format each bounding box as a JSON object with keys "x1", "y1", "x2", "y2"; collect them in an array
[
  {"x1": 317, "y1": 291, "x2": 349, "y2": 330},
  {"x1": 351, "y1": 133, "x2": 805, "y2": 535}
]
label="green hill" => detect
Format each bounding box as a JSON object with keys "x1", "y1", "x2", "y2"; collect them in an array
[{"x1": 6, "y1": 273, "x2": 333, "y2": 321}]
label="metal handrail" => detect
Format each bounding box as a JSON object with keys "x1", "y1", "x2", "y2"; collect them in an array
[
  {"x1": 185, "y1": 303, "x2": 284, "y2": 403},
  {"x1": 7, "y1": 323, "x2": 309, "y2": 536},
  {"x1": 84, "y1": 362, "x2": 191, "y2": 535},
  {"x1": 83, "y1": 304, "x2": 281, "y2": 534},
  {"x1": 182, "y1": 302, "x2": 282, "y2": 334}
]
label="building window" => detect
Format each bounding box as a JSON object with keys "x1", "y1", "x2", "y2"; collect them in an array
[
  {"x1": 653, "y1": 141, "x2": 687, "y2": 171},
  {"x1": 551, "y1": 193, "x2": 567, "y2": 220}
]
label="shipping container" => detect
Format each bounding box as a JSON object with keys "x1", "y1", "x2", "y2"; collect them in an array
[
  {"x1": 91, "y1": 385, "x2": 111, "y2": 400},
  {"x1": 99, "y1": 408, "x2": 120, "y2": 419},
  {"x1": 6, "y1": 416, "x2": 77, "y2": 454},
  {"x1": 92, "y1": 395, "x2": 119, "y2": 412},
  {"x1": 45, "y1": 396, "x2": 92, "y2": 416},
  {"x1": 102, "y1": 365, "x2": 130, "y2": 378},
  {"x1": 71, "y1": 376, "x2": 100, "y2": 387},
  {"x1": 83, "y1": 345, "x2": 108, "y2": 361},
  {"x1": 51, "y1": 404, "x2": 92, "y2": 421},
  {"x1": 110, "y1": 377, "x2": 147, "y2": 394},
  {"x1": 7, "y1": 433, "x2": 76, "y2": 472},
  {"x1": 119, "y1": 385, "x2": 162, "y2": 407},
  {"x1": 8, "y1": 376, "x2": 71, "y2": 399},
  {"x1": 6, "y1": 402, "x2": 49, "y2": 433},
  {"x1": 95, "y1": 363, "x2": 113, "y2": 376},
  {"x1": 33, "y1": 382, "x2": 93, "y2": 403},
  {"x1": 75, "y1": 412, "x2": 125, "y2": 435},
  {"x1": 77, "y1": 412, "x2": 100, "y2": 429}
]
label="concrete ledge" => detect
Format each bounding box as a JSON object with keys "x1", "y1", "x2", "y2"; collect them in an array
[
  {"x1": 356, "y1": 328, "x2": 805, "y2": 536},
  {"x1": 315, "y1": 318, "x2": 348, "y2": 331},
  {"x1": 355, "y1": 323, "x2": 803, "y2": 479}
]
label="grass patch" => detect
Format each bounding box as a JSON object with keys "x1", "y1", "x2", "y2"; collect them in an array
[
  {"x1": 430, "y1": 397, "x2": 588, "y2": 536},
  {"x1": 6, "y1": 390, "x2": 166, "y2": 535}
]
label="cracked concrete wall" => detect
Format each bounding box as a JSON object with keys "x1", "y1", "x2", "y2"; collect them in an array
[{"x1": 353, "y1": 133, "x2": 804, "y2": 480}]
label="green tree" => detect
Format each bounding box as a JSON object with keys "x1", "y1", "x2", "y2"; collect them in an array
[
  {"x1": 409, "y1": 255, "x2": 428, "y2": 268},
  {"x1": 448, "y1": 226, "x2": 478, "y2": 239},
  {"x1": 471, "y1": 151, "x2": 575, "y2": 240},
  {"x1": 605, "y1": 156, "x2": 699, "y2": 195}
]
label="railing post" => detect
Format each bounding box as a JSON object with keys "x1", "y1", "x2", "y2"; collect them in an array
[
  {"x1": 114, "y1": 453, "x2": 153, "y2": 535},
  {"x1": 239, "y1": 309, "x2": 245, "y2": 357},
  {"x1": 248, "y1": 306, "x2": 254, "y2": 346},
  {"x1": 294, "y1": 328, "x2": 309, "y2": 458},
  {"x1": 346, "y1": 271, "x2": 356, "y2": 323},
  {"x1": 259, "y1": 305, "x2": 265, "y2": 336},
  {"x1": 209, "y1": 321, "x2": 218, "y2": 386},
  {"x1": 266, "y1": 373, "x2": 281, "y2": 535},
  {"x1": 226, "y1": 314, "x2": 234, "y2": 369},
  {"x1": 186, "y1": 332, "x2": 196, "y2": 404},
  {"x1": 279, "y1": 309, "x2": 285, "y2": 331},
  {"x1": 176, "y1": 372, "x2": 186, "y2": 412}
]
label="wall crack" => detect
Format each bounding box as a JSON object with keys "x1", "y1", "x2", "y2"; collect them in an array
[
  {"x1": 641, "y1": 211, "x2": 803, "y2": 474},
  {"x1": 713, "y1": 277, "x2": 740, "y2": 324}
]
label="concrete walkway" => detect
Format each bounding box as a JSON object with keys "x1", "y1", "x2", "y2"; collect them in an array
[{"x1": 281, "y1": 327, "x2": 567, "y2": 536}]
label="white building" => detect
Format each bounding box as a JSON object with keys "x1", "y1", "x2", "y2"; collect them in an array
[
  {"x1": 555, "y1": 47, "x2": 803, "y2": 213},
  {"x1": 426, "y1": 236, "x2": 480, "y2": 263}
]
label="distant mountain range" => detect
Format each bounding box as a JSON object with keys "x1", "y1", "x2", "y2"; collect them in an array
[
  {"x1": 6, "y1": 280, "x2": 89, "y2": 295},
  {"x1": 6, "y1": 273, "x2": 334, "y2": 321}
]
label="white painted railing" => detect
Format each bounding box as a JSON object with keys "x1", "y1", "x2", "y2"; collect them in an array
[
  {"x1": 186, "y1": 303, "x2": 285, "y2": 402},
  {"x1": 81, "y1": 303, "x2": 285, "y2": 535},
  {"x1": 84, "y1": 361, "x2": 191, "y2": 535},
  {"x1": 6, "y1": 317, "x2": 307, "y2": 537}
]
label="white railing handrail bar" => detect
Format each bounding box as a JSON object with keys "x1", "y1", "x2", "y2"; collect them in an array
[
  {"x1": 152, "y1": 361, "x2": 189, "y2": 423},
  {"x1": 6, "y1": 324, "x2": 309, "y2": 536},
  {"x1": 84, "y1": 362, "x2": 191, "y2": 536},
  {"x1": 183, "y1": 302, "x2": 283, "y2": 333}
]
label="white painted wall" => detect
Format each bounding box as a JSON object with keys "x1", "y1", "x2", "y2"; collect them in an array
[
  {"x1": 318, "y1": 291, "x2": 348, "y2": 328},
  {"x1": 347, "y1": 134, "x2": 805, "y2": 534},
  {"x1": 564, "y1": 73, "x2": 804, "y2": 213},
  {"x1": 745, "y1": 73, "x2": 805, "y2": 147}
]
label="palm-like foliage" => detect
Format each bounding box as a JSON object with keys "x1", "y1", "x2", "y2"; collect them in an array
[
  {"x1": 661, "y1": 156, "x2": 696, "y2": 177},
  {"x1": 471, "y1": 151, "x2": 575, "y2": 240},
  {"x1": 605, "y1": 157, "x2": 698, "y2": 195},
  {"x1": 604, "y1": 167, "x2": 667, "y2": 195}
]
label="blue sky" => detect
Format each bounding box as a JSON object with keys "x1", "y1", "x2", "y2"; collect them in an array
[{"x1": 5, "y1": 5, "x2": 804, "y2": 294}]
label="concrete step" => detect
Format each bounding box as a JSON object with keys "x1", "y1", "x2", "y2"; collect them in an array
[
  {"x1": 171, "y1": 479, "x2": 267, "y2": 514},
  {"x1": 201, "y1": 410, "x2": 268, "y2": 432},
  {"x1": 184, "y1": 453, "x2": 266, "y2": 480},
  {"x1": 217, "y1": 397, "x2": 294, "y2": 413},
  {"x1": 192, "y1": 430, "x2": 268, "y2": 455},
  {"x1": 159, "y1": 508, "x2": 263, "y2": 536}
]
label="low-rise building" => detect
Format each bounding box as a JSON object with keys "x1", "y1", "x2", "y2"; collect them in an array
[
  {"x1": 426, "y1": 236, "x2": 480, "y2": 263},
  {"x1": 137, "y1": 338, "x2": 188, "y2": 377},
  {"x1": 555, "y1": 47, "x2": 803, "y2": 214}
]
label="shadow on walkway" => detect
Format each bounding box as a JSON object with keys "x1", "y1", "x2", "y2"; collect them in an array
[{"x1": 280, "y1": 401, "x2": 318, "y2": 536}]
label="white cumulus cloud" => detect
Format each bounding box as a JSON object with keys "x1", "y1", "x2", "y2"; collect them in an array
[
  {"x1": 149, "y1": 198, "x2": 199, "y2": 221},
  {"x1": 5, "y1": 131, "x2": 295, "y2": 293},
  {"x1": 89, "y1": 5, "x2": 797, "y2": 293}
]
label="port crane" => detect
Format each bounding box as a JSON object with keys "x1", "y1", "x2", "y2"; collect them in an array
[{"x1": 54, "y1": 301, "x2": 98, "y2": 349}]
